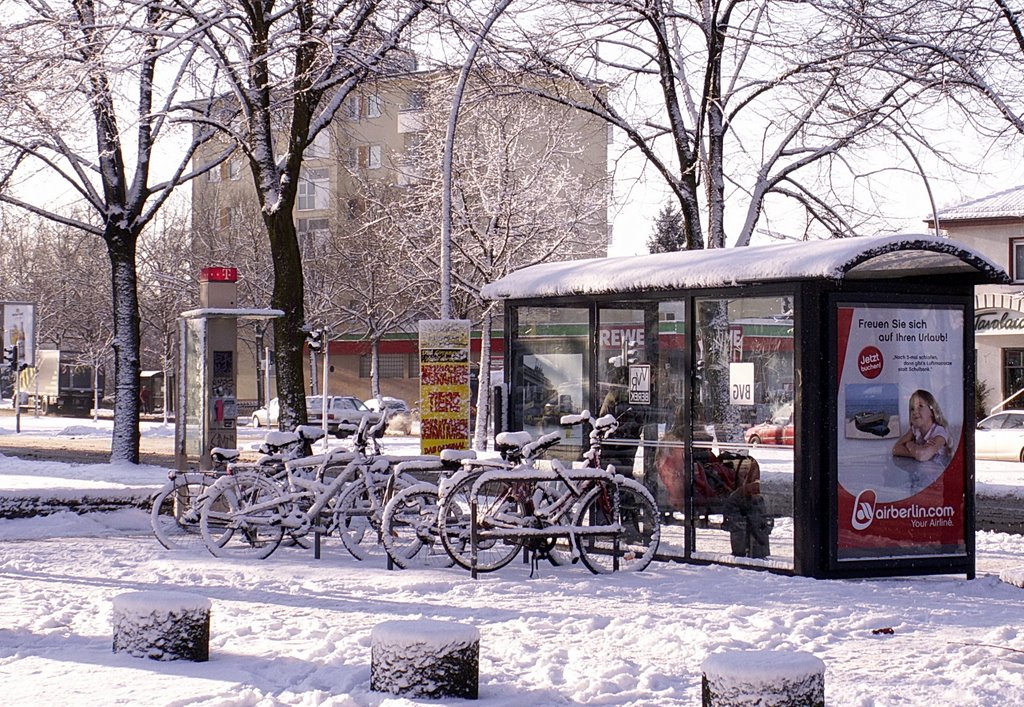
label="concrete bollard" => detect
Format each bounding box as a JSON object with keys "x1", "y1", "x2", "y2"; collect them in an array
[
  {"x1": 702, "y1": 649, "x2": 825, "y2": 706},
  {"x1": 371, "y1": 619, "x2": 480, "y2": 699},
  {"x1": 112, "y1": 590, "x2": 211, "y2": 662}
]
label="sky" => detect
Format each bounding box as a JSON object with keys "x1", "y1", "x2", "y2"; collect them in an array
[{"x1": 2, "y1": 415, "x2": 1024, "y2": 705}]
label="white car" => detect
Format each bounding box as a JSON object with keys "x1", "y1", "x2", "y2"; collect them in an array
[
  {"x1": 252, "y1": 396, "x2": 377, "y2": 437},
  {"x1": 976, "y1": 410, "x2": 1024, "y2": 462},
  {"x1": 364, "y1": 396, "x2": 414, "y2": 435}
]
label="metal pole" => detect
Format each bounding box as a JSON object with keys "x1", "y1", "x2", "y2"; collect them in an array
[{"x1": 321, "y1": 329, "x2": 329, "y2": 442}]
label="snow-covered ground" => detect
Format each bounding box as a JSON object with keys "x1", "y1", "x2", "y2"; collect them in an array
[{"x1": 2, "y1": 415, "x2": 1024, "y2": 705}]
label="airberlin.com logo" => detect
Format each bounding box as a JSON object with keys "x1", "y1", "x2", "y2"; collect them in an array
[
  {"x1": 851, "y1": 489, "x2": 877, "y2": 530},
  {"x1": 850, "y1": 488, "x2": 957, "y2": 531},
  {"x1": 858, "y1": 346, "x2": 883, "y2": 379}
]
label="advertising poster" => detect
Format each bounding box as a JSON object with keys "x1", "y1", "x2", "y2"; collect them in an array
[
  {"x1": 419, "y1": 319, "x2": 471, "y2": 455},
  {"x1": 3, "y1": 302, "x2": 36, "y2": 368},
  {"x1": 835, "y1": 304, "x2": 966, "y2": 561}
]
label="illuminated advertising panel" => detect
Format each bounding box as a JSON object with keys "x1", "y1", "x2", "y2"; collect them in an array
[{"x1": 835, "y1": 304, "x2": 966, "y2": 561}]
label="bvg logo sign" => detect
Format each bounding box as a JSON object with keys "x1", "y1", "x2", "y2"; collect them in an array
[{"x1": 851, "y1": 489, "x2": 877, "y2": 531}]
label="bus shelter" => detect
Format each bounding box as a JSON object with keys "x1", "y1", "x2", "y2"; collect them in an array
[{"x1": 480, "y1": 235, "x2": 1008, "y2": 579}]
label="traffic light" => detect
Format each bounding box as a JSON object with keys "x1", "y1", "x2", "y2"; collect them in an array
[{"x1": 306, "y1": 328, "x2": 324, "y2": 352}]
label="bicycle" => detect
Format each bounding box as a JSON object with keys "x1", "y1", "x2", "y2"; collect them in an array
[
  {"x1": 379, "y1": 448, "x2": 479, "y2": 570},
  {"x1": 446, "y1": 411, "x2": 660, "y2": 575},
  {"x1": 150, "y1": 426, "x2": 322, "y2": 551},
  {"x1": 436, "y1": 430, "x2": 567, "y2": 573},
  {"x1": 198, "y1": 412, "x2": 417, "y2": 560}
]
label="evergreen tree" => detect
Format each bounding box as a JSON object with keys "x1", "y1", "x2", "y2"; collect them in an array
[{"x1": 647, "y1": 203, "x2": 687, "y2": 253}]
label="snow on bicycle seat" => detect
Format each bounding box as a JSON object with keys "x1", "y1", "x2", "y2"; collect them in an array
[
  {"x1": 262, "y1": 430, "x2": 301, "y2": 450},
  {"x1": 295, "y1": 424, "x2": 326, "y2": 441},
  {"x1": 440, "y1": 449, "x2": 477, "y2": 462},
  {"x1": 210, "y1": 447, "x2": 240, "y2": 462},
  {"x1": 495, "y1": 430, "x2": 533, "y2": 457}
]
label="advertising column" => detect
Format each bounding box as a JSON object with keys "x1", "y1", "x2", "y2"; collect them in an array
[
  {"x1": 835, "y1": 304, "x2": 966, "y2": 561},
  {"x1": 419, "y1": 319, "x2": 471, "y2": 455}
]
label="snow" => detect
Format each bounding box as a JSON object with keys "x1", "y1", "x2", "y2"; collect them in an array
[
  {"x1": 702, "y1": 649, "x2": 824, "y2": 682},
  {"x1": 2, "y1": 415, "x2": 1024, "y2": 704},
  {"x1": 113, "y1": 590, "x2": 212, "y2": 616},
  {"x1": 480, "y1": 234, "x2": 1008, "y2": 301},
  {"x1": 372, "y1": 620, "x2": 479, "y2": 649}
]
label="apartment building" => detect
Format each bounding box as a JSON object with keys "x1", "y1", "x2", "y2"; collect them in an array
[{"x1": 190, "y1": 68, "x2": 611, "y2": 405}]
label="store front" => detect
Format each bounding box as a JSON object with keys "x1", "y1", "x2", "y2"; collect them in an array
[
  {"x1": 481, "y1": 235, "x2": 1007, "y2": 579},
  {"x1": 975, "y1": 292, "x2": 1024, "y2": 411}
]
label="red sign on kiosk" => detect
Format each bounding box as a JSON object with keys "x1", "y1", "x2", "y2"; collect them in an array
[{"x1": 200, "y1": 267, "x2": 238, "y2": 283}]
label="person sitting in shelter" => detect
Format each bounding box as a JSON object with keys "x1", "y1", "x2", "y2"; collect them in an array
[{"x1": 655, "y1": 408, "x2": 772, "y2": 559}]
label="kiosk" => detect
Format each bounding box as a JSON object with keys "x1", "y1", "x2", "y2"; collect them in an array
[
  {"x1": 481, "y1": 235, "x2": 1008, "y2": 579},
  {"x1": 175, "y1": 268, "x2": 282, "y2": 471}
]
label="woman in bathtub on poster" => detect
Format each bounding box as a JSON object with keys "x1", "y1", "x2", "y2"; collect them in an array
[{"x1": 891, "y1": 389, "x2": 952, "y2": 464}]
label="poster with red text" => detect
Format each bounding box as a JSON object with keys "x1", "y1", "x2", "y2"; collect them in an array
[
  {"x1": 419, "y1": 319, "x2": 471, "y2": 455},
  {"x1": 835, "y1": 305, "x2": 966, "y2": 561}
]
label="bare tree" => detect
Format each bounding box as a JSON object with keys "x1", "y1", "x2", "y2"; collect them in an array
[
  {"x1": 0, "y1": 0, "x2": 218, "y2": 461},
  {"x1": 174, "y1": 0, "x2": 431, "y2": 429},
  {"x1": 487, "y1": 0, "x2": 948, "y2": 248},
  {"x1": 391, "y1": 72, "x2": 610, "y2": 448}
]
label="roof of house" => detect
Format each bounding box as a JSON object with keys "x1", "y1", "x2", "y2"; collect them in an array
[{"x1": 933, "y1": 185, "x2": 1024, "y2": 222}]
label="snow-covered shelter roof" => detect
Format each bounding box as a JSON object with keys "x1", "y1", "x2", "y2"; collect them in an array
[
  {"x1": 480, "y1": 234, "x2": 1008, "y2": 301},
  {"x1": 933, "y1": 185, "x2": 1024, "y2": 222}
]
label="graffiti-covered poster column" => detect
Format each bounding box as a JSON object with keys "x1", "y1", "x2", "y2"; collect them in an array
[
  {"x1": 419, "y1": 319, "x2": 471, "y2": 455},
  {"x1": 835, "y1": 305, "x2": 966, "y2": 561}
]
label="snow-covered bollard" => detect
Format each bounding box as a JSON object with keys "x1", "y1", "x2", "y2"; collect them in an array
[
  {"x1": 371, "y1": 620, "x2": 480, "y2": 699},
  {"x1": 701, "y1": 650, "x2": 825, "y2": 707},
  {"x1": 112, "y1": 591, "x2": 211, "y2": 662}
]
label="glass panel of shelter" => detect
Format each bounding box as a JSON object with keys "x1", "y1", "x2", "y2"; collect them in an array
[
  {"x1": 688, "y1": 295, "x2": 795, "y2": 567},
  {"x1": 509, "y1": 295, "x2": 795, "y2": 570},
  {"x1": 514, "y1": 306, "x2": 589, "y2": 461}
]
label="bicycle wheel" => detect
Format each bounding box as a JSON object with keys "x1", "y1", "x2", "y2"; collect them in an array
[
  {"x1": 381, "y1": 483, "x2": 454, "y2": 569},
  {"x1": 334, "y1": 471, "x2": 413, "y2": 561},
  {"x1": 151, "y1": 473, "x2": 216, "y2": 551},
  {"x1": 438, "y1": 473, "x2": 524, "y2": 572},
  {"x1": 200, "y1": 473, "x2": 286, "y2": 559},
  {"x1": 573, "y1": 477, "x2": 660, "y2": 573}
]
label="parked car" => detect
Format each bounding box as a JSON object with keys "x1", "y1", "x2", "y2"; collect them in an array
[
  {"x1": 251, "y1": 396, "x2": 379, "y2": 437},
  {"x1": 743, "y1": 404, "x2": 794, "y2": 446},
  {"x1": 314, "y1": 395, "x2": 382, "y2": 438},
  {"x1": 250, "y1": 397, "x2": 281, "y2": 428},
  {"x1": 976, "y1": 410, "x2": 1024, "y2": 462},
  {"x1": 364, "y1": 396, "x2": 414, "y2": 435}
]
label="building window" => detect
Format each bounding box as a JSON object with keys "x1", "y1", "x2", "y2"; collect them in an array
[
  {"x1": 297, "y1": 217, "x2": 330, "y2": 235},
  {"x1": 359, "y1": 353, "x2": 407, "y2": 378},
  {"x1": 228, "y1": 159, "x2": 242, "y2": 180},
  {"x1": 208, "y1": 163, "x2": 221, "y2": 182},
  {"x1": 1004, "y1": 349, "x2": 1024, "y2": 407},
  {"x1": 367, "y1": 94, "x2": 382, "y2": 118},
  {"x1": 1012, "y1": 239, "x2": 1024, "y2": 283},
  {"x1": 297, "y1": 168, "x2": 330, "y2": 211},
  {"x1": 407, "y1": 90, "x2": 425, "y2": 110},
  {"x1": 368, "y1": 144, "x2": 382, "y2": 170},
  {"x1": 344, "y1": 95, "x2": 362, "y2": 121},
  {"x1": 305, "y1": 130, "x2": 331, "y2": 159},
  {"x1": 346, "y1": 197, "x2": 363, "y2": 220}
]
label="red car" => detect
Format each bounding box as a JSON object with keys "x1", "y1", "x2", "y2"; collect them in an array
[{"x1": 744, "y1": 406, "x2": 794, "y2": 446}]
